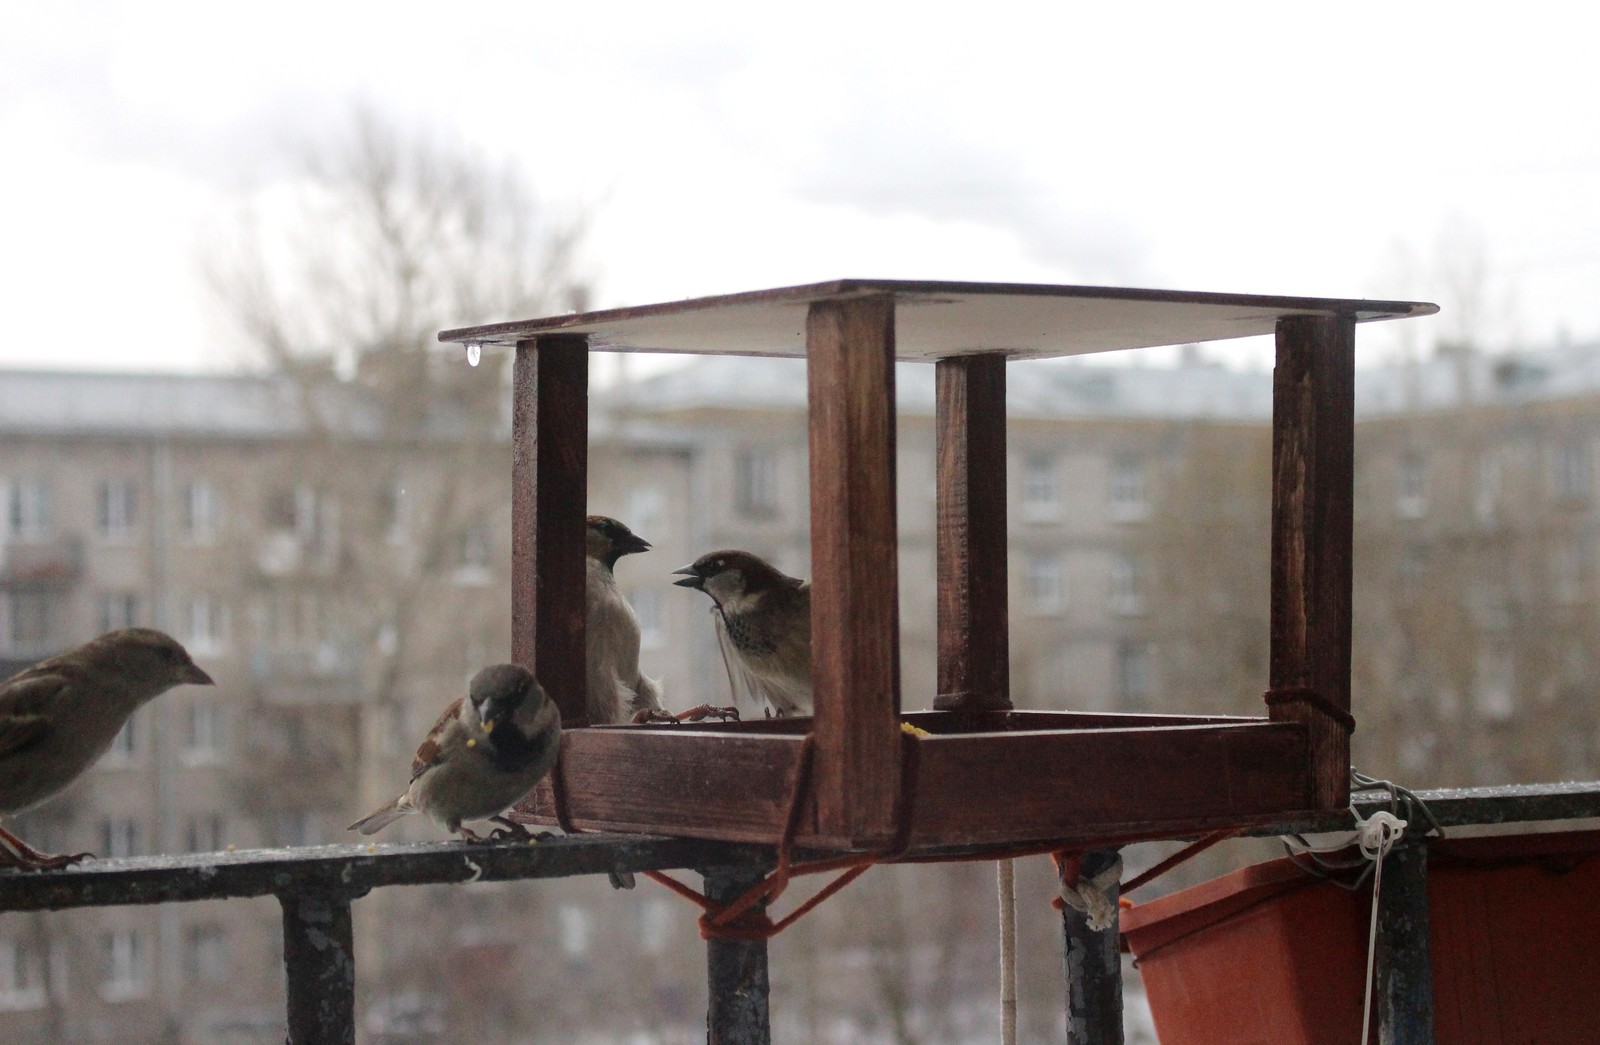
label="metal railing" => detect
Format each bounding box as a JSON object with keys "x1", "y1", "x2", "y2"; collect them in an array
[{"x1": 1, "y1": 782, "x2": 1596, "y2": 1044}]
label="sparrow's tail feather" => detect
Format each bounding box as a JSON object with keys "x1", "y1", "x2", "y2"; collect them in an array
[{"x1": 348, "y1": 797, "x2": 413, "y2": 835}]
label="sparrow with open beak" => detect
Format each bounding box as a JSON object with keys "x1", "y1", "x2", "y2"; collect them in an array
[
  {"x1": 674, "y1": 550, "x2": 812, "y2": 718},
  {"x1": 0, "y1": 628, "x2": 214, "y2": 870},
  {"x1": 349, "y1": 663, "x2": 560, "y2": 843},
  {"x1": 585, "y1": 515, "x2": 666, "y2": 725}
]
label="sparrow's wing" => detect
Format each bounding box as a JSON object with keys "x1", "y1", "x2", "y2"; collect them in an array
[
  {"x1": 0, "y1": 671, "x2": 69, "y2": 758},
  {"x1": 410, "y1": 697, "x2": 464, "y2": 782},
  {"x1": 0, "y1": 713, "x2": 52, "y2": 760},
  {"x1": 712, "y1": 610, "x2": 779, "y2": 711}
]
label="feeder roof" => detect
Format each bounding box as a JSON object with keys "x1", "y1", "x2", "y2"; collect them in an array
[{"x1": 440, "y1": 279, "x2": 1436, "y2": 361}]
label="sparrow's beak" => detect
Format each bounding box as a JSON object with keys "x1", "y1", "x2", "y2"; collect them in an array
[
  {"x1": 479, "y1": 697, "x2": 504, "y2": 726},
  {"x1": 672, "y1": 564, "x2": 705, "y2": 590},
  {"x1": 617, "y1": 532, "x2": 652, "y2": 556},
  {"x1": 182, "y1": 663, "x2": 215, "y2": 686}
]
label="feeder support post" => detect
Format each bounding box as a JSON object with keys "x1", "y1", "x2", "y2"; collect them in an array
[
  {"x1": 807, "y1": 295, "x2": 903, "y2": 847},
  {"x1": 512, "y1": 335, "x2": 589, "y2": 726},
  {"x1": 1269, "y1": 313, "x2": 1356, "y2": 808},
  {"x1": 934, "y1": 353, "x2": 1011, "y2": 712}
]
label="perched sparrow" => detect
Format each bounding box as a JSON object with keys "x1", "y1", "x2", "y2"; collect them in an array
[
  {"x1": 350, "y1": 664, "x2": 560, "y2": 843},
  {"x1": 0, "y1": 628, "x2": 214, "y2": 870},
  {"x1": 585, "y1": 515, "x2": 665, "y2": 725},
  {"x1": 674, "y1": 550, "x2": 812, "y2": 718}
]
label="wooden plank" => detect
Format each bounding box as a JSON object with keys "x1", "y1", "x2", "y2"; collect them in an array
[
  {"x1": 934, "y1": 355, "x2": 1012, "y2": 712},
  {"x1": 651, "y1": 709, "x2": 1269, "y2": 735},
  {"x1": 518, "y1": 731, "x2": 810, "y2": 843},
  {"x1": 512, "y1": 335, "x2": 589, "y2": 725},
  {"x1": 440, "y1": 279, "x2": 1437, "y2": 359},
  {"x1": 902, "y1": 722, "x2": 1310, "y2": 849},
  {"x1": 1269, "y1": 314, "x2": 1356, "y2": 808},
  {"x1": 517, "y1": 721, "x2": 1311, "y2": 850},
  {"x1": 807, "y1": 295, "x2": 903, "y2": 846}
]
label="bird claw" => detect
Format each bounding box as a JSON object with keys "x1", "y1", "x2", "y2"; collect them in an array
[
  {"x1": 0, "y1": 850, "x2": 93, "y2": 873},
  {"x1": 487, "y1": 817, "x2": 553, "y2": 844},
  {"x1": 0, "y1": 827, "x2": 94, "y2": 872},
  {"x1": 633, "y1": 703, "x2": 741, "y2": 725}
]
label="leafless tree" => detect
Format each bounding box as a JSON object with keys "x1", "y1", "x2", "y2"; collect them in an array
[{"x1": 203, "y1": 107, "x2": 590, "y2": 1038}]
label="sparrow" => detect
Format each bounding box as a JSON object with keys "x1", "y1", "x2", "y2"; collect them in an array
[
  {"x1": 349, "y1": 663, "x2": 560, "y2": 843},
  {"x1": 585, "y1": 515, "x2": 665, "y2": 725},
  {"x1": 673, "y1": 550, "x2": 812, "y2": 718},
  {"x1": 0, "y1": 628, "x2": 214, "y2": 870}
]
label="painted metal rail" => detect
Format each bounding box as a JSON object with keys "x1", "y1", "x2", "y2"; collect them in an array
[{"x1": 1, "y1": 782, "x2": 1595, "y2": 1043}]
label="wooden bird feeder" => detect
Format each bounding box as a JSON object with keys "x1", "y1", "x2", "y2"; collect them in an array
[{"x1": 440, "y1": 280, "x2": 1436, "y2": 854}]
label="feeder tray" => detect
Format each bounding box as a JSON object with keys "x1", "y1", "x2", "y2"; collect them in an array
[{"x1": 440, "y1": 280, "x2": 1436, "y2": 853}]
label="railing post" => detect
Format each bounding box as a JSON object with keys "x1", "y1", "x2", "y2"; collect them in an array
[
  {"x1": 1377, "y1": 841, "x2": 1434, "y2": 1045},
  {"x1": 280, "y1": 889, "x2": 362, "y2": 1045},
  {"x1": 1063, "y1": 849, "x2": 1123, "y2": 1045},
  {"x1": 703, "y1": 864, "x2": 772, "y2": 1045}
]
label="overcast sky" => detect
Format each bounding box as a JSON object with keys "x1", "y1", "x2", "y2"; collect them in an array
[{"x1": 4, "y1": 1, "x2": 1597, "y2": 373}]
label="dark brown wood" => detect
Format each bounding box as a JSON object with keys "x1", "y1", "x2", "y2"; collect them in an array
[
  {"x1": 519, "y1": 730, "x2": 811, "y2": 842},
  {"x1": 807, "y1": 295, "x2": 903, "y2": 847},
  {"x1": 935, "y1": 354, "x2": 1011, "y2": 711},
  {"x1": 440, "y1": 279, "x2": 1437, "y2": 352},
  {"x1": 655, "y1": 709, "x2": 1269, "y2": 736},
  {"x1": 512, "y1": 335, "x2": 589, "y2": 725},
  {"x1": 905, "y1": 722, "x2": 1309, "y2": 848},
  {"x1": 1269, "y1": 314, "x2": 1356, "y2": 808},
  {"x1": 515, "y1": 719, "x2": 1311, "y2": 850}
]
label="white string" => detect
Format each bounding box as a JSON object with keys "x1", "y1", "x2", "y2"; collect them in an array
[
  {"x1": 1356, "y1": 811, "x2": 1406, "y2": 1045},
  {"x1": 998, "y1": 859, "x2": 1017, "y2": 1045}
]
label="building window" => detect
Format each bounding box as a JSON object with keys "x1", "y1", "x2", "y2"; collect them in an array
[
  {"x1": 182, "y1": 700, "x2": 225, "y2": 766},
  {"x1": 101, "y1": 818, "x2": 142, "y2": 859},
  {"x1": 625, "y1": 486, "x2": 665, "y2": 535},
  {"x1": 631, "y1": 589, "x2": 665, "y2": 649},
  {"x1": 6, "y1": 480, "x2": 52, "y2": 541},
  {"x1": 275, "y1": 811, "x2": 323, "y2": 848},
  {"x1": 453, "y1": 526, "x2": 495, "y2": 586},
  {"x1": 1397, "y1": 452, "x2": 1427, "y2": 519},
  {"x1": 0, "y1": 592, "x2": 54, "y2": 655},
  {"x1": 103, "y1": 713, "x2": 140, "y2": 767},
  {"x1": 181, "y1": 595, "x2": 229, "y2": 655},
  {"x1": 184, "y1": 815, "x2": 226, "y2": 854},
  {"x1": 639, "y1": 898, "x2": 674, "y2": 956},
  {"x1": 95, "y1": 479, "x2": 138, "y2": 540},
  {"x1": 1026, "y1": 552, "x2": 1067, "y2": 615},
  {"x1": 100, "y1": 930, "x2": 149, "y2": 1001},
  {"x1": 1020, "y1": 454, "x2": 1061, "y2": 521},
  {"x1": 1110, "y1": 555, "x2": 1144, "y2": 616},
  {"x1": 0, "y1": 938, "x2": 46, "y2": 1011},
  {"x1": 97, "y1": 592, "x2": 142, "y2": 633},
  {"x1": 1109, "y1": 456, "x2": 1150, "y2": 522},
  {"x1": 735, "y1": 449, "x2": 779, "y2": 517},
  {"x1": 1474, "y1": 452, "x2": 1501, "y2": 526},
  {"x1": 182, "y1": 924, "x2": 228, "y2": 985},
  {"x1": 559, "y1": 905, "x2": 594, "y2": 958},
  {"x1": 1474, "y1": 647, "x2": 1514, "y2": 722},
  {"x1": 1553, "y1": 438, "x2": 1592, "y2": 502},
  {"x1": 1552, "y1": 539, "x2": 1588, "y2": 605},
  {"x1": 378, "y1": 479, "x2": 408, "y2": 545},
  {"x1": 268, "y1": 486, "x2": 337, "y2": 552},
  {"x1": 1115, "y1": 641, "x2": 1153, "y2": 710},
  {"x1": 181, "y1": 481, "x2": 221, "y2": 544}
]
